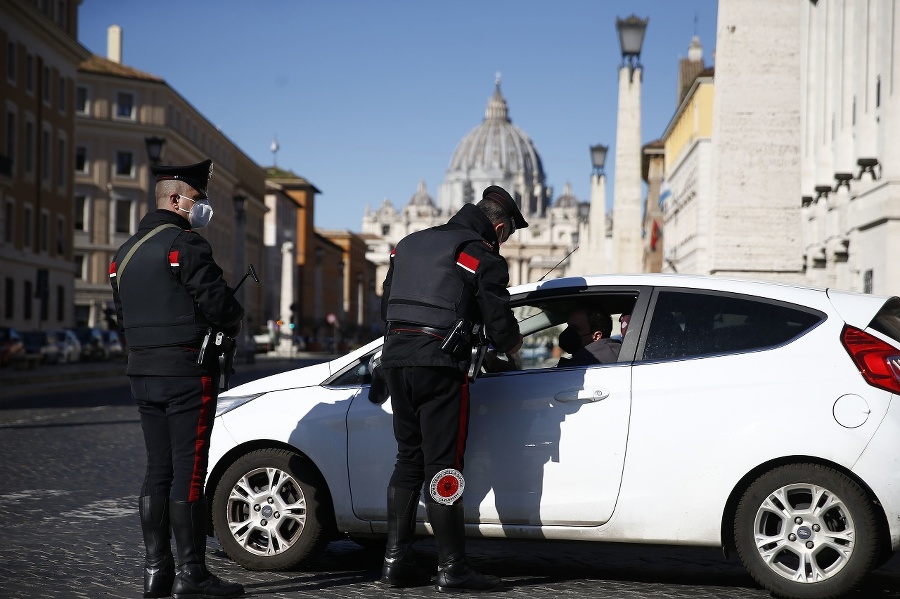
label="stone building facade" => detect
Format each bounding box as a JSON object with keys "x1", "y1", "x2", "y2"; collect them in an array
[
  {"x1": 73, "y1": 27, "x2": 268, "y2": 329},
  {"x1": 800, "y1": 0, "x2": 900, "y2": 296},
  {"x1": 0, "y1": 0, "x2": 89, "y2": 331}
]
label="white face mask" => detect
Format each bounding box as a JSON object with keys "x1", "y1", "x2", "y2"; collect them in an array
[{"x1": 177, "y1": 195, "x2": 214, "y2": 228}]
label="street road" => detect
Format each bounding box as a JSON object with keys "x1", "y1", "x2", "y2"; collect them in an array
[{"x1": 1, "y1": 363, "x2": 898, "y2": 598}]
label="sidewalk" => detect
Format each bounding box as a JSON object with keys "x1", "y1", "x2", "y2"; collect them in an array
[{"x1": 0, "y1": 350, "x2": 332, "y2": 400}]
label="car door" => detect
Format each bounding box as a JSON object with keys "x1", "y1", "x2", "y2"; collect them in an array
[
  {"x1": 345, "y1": 358, "x2": 632, "y2": 527},
  {"x1": 347, "y1": 286, "x2": 642, "y2": 527},
  {"x1": 463, "y1": 361, "x2": 631, "y2": 526}
]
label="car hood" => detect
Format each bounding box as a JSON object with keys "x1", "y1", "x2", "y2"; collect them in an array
[{"x1": 221, "y1": 361, "x2": 333, "y2": 396}]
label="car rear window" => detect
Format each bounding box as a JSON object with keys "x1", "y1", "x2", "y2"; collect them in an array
[
  {"x1": 869, "y1": 297, "x2": 900, "y2": 344},
  {"x1": 642, "y1": 290, "x2": 825, "y2": 361}
]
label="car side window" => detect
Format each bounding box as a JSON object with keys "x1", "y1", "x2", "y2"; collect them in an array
[
  {"x1": 642, "y1": 291, "x2": 824, "y2": 361},
  {"x1": 326, "y1": 349, "x2": 380, "y2": 387}
]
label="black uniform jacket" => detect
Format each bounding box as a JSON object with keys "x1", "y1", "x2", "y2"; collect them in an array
[
  {"x1": 380, "y1": 203, "x2": 520, "y2": 370},
  {"x1": 110, "y1": 210, "x2": 243, "y2": 376}
]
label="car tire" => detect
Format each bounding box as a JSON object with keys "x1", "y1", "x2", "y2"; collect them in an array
[
  {"x1": 212, "y1": 448, "x2": 335, "y2": 571},
  {"x1": 734, "y1": 463, "x2": 879, "y2": 599}
]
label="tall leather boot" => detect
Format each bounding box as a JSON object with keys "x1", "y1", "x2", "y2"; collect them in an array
[
  {"x1": 380, "y1": 486, "x2": 431, "y2": 587},
  {"x1": 169, "y1": 500, "x2": 244, "y2": 599},
  {"x1": 427, "y1": 502, "x2": 502, "y2": 592},
  {"x1": 139, "y1": 496, "x2": 175, "y2": 598}
]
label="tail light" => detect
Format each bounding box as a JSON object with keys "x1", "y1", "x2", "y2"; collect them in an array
[{"x1": 841, "y1": 325, "x2": 900, "y2": 394}]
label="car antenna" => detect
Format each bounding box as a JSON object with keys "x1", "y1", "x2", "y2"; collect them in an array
[{"x1": 538, "y1": 246, "x2": 578, "y2": 282}]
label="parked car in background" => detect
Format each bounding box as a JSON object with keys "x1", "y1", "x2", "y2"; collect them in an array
[
  {"x1": 208, "y1": 274, "x2": 900, "y2": 599},
  {"x1": 0, "y1": 326, "x2": 25, "y2": 366},
  {"x1": 100, "y1": 330, "x2": 124, "y2": 360},
  {"x1": 21, "y1": 331, "x2": 61, "y2": 363},
  {"x1": 53, "y1": 329, "x2": 82, "y2": 364},
  {"x1": 70, "y1": 327, "x2": 108, "y2": 362}
]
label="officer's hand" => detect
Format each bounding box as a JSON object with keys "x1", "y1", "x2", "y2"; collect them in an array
[
  {"x1": 224, "y1": 320, "x2": 242, "y2": 338},
  {"x1": 508, "y1": 334, "x2": 523, "y2": 355}
]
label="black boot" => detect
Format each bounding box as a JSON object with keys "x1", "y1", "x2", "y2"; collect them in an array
[
  {"x1": 169, "y1": 500, "x2": 244, "y2": 599},
  {"x1": 427, "y1": 502, "x2": 501, "y2": 592},
  {"x1": 380, "y1": 486, "x2": 431, "y2": 587},
  {"x1": 139, "y1": 496, "x2": 175, "y2": 598}
]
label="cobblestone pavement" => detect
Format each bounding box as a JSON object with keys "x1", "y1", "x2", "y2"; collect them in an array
[{"x1": 0, "y1": 360, "x2": 898, "y2": 598}]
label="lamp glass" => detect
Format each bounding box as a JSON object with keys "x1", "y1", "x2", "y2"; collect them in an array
[
  {"x1": 144, "y1": 136, "x2": 166, "y2": 164},
  {"x1": 233, "y1": 194, "x2": 247, "y2": 215},
  {"x1": 616, "y1": 16, "x2": 648, "y2": 57},
  {"x1": 590, "y1": 144, "x2": 608, "y2": 170}
]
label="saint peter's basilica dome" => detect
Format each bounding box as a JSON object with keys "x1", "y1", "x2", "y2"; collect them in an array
[{"x1": 439, "y1": 77, "x2": 548, "y2": 217}]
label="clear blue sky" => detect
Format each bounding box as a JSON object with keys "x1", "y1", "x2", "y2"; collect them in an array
[{"x1": 77, "y1": 0, "x2": 718, "y2": 231}]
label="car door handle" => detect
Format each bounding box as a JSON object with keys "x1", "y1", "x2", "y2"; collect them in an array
[{"x1": 554, "y1": 388, "x2": 609, "y2": 403}]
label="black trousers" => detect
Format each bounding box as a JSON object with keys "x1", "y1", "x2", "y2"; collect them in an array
[
  {"x1": 384, "y1": 366, "x2": 470, "y2": 502},
  {"x1": 130, "y1": 375, "x2": 218, "y2": 502}
]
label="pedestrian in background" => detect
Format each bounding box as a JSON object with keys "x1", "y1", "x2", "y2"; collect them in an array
[
  {"x1": 379, "y1": 185, "x2": 526, "y2": 592},
  {"x1": 110, "y1": 159, "x2": 245, "y2": 599}
]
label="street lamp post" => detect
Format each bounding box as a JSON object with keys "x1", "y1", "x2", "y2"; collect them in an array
[
  {"x1": 611, "y1": 15, "x2": 648, "y2": 274},
  {"x1": 590, "y1": 144, "x2": 608, "y2": 176},
  {"x1": 144, "y1": 136, "x2": 166, "y2": 214}
]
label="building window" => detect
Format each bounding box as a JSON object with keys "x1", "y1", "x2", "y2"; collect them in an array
[
  {"x1": 381, "y1": 225, "x2": 390, "y2": 235},
  {"x1": 23, "y1": 280, "x2": 33, "y2": 320},
  {"x1": 6, "y1": 42, "x2": 15, "y2": 84},
  {"x1": 114, "y1": 199, "x2": 132, "y2": 234},
  {"x1": 74, "y1": 194, "x2": 87, "y2": 230},
  {"x1": 56, "y1": 215, "x2": 65, "y2": 255},
  {"x1": 5, "y1": 111, "x2": 15, "y2": 170},
  {"x1": 75, "y1": 86, "x2": 89, "y2": 114},
  {"x1": 56, "y1": 284, "x2": 64, "y2": 321},
  {"x1": 41, "y1": 129, "x2": 51, "y2": 181},
  {"x1": 4, "y1": 278, "x2": 13, "y2": 319},
  {"x1": 116, "y1": 91, "x2": 135, "y2": 120},
  {"x1": 863, "y1": 269, "x2": 873, "y2": 294},
  {"x1": 23, "y1": 205, "x2": 32, "y2": 249},
  {"x1": 24, "y1": 121, "x2": 34, "y2": 173},
  {"x1": 75, "y1": 145, "x2": 88, "y2": 174},
  {"x1": 40, "y1": 210, "x2": 49, "y2": 252},
  {"x1": 25, "y1": 54, "x2": 33, "y2": 92},
  {"x1": 74, "y1": 254, "x2": 85, "y2": 280},
  {"x1": 3, "y1": 200, "x2": 12, "y2": 244},
  {"x1": 57, "y1": 138, "x2": 66, "y2": 186},
  {"x1": 56, "y1": 1, "x2": 68, "y2": 29},
  {"x1": 42, "y1": 65, "x2": 51, "y2": 104},
  {"x1": 115, "y1": 150, "x2": 134, "y2": 177},
  {"x1": 58, "y1": 76, "x2": 66, "y2": 112}
]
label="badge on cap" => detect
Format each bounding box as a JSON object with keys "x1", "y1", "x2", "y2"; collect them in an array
[{"x1": 429, "y1": 468, "x2": 465, "y2": 505}]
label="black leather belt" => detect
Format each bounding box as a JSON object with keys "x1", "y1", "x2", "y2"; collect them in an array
[{"x1": 388, "y1": 324, "x2": 448, "y2": 338}]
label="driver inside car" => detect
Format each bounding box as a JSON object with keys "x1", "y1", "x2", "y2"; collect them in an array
[{"x1": 556, "y1": 306, "x2": 621, "y2": 367}]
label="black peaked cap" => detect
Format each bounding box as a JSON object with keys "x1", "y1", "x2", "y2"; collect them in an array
[
  {"x1": 482, "y1": 185, "x2": 528, "y2": 229},
  {"x1": 152, "y1": 159, "x2": 214, "y2": 195}
]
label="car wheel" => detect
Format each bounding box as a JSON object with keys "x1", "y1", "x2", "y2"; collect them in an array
[
  {"x1": 212, "y1": 448, "x2": 335, "y2": 571},
  {"x1": 734, "y1": 463, "x2": 879, "y2": 599}
]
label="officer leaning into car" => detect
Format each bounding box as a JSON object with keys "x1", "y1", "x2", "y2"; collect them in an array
[
  {"x1": 379, "y1": 185, "x2": 525, "y2": 592},
  {"x1": 110, "y1": 159, "x2": 245, "y2": 599}
]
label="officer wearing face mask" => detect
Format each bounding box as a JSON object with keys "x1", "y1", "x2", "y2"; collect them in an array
[
  {"x1": 379, "y1": 185, "x2": 525, "y2": 592},
  {"x1": 557, "y1": 306, "x2": 621, "y2": 367},
  {"x1": 110, "y1": 159, "x2": 244, "y2": 599}
]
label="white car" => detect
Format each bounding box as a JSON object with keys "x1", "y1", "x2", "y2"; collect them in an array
[{"x1": 206, "y1": 274, "x2": 900, "y2": 599}]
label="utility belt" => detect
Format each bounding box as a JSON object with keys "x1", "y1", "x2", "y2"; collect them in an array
[
  {"x1": 197, "y1": 327, "x2": 237, "y2": 391},
  {"x1": 386, "y1": 319, "x2": 486, "y2": 379}
]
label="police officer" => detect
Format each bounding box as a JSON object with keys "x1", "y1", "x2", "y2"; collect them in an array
[
  {"x1": 110, "y1": 159, "x2": 245, "y2": 599},
  {"x1": 379, "y1": 185, "x2": 526, "y2": 592}
]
